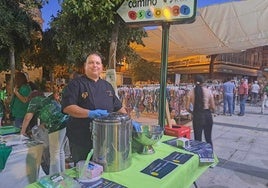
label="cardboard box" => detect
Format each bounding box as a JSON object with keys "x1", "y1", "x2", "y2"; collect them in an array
[{"x1": 164, "y1": 125, "x2": 191, "y2": 139}]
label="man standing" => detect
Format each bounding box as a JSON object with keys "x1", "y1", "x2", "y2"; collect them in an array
[
  {"x1": 238, "y1": 78, "x2": 249, "y2": 116},
  {"x1": 261, "y1": 83, "x2": 268, "y2": 114},
  {"x1": 222, "y1": 78, "x2": 236, "y2": 116},
  {"x1": 61, "y1": 52, "x2": 127, "y2": 165},
  {"x1": 250, "y1": 81, "x2": 260, "y2": 106}
]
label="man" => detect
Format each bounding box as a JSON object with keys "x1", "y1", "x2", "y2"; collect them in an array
[
  {"x1": 250, "y1": 81, "x2": 260, "y2": 106},
  {"x1": 261, "y1": 83, "x2": 268, "y2": 114},
  {"x1": 222, "y1": 78, "x2": 236, "y2": 116},
  {"x1": 20, "y1": 92, "x2": 67, "y2": 175},
  {"x1": 61, "y1": 52, "x2": 127, "y2": 164},
  {"x1": 238, "y1": 78, "x2": 249, "y2": 116}
]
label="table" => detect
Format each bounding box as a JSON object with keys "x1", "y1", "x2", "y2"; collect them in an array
[
  {"x1": 27, "y1": 136, "x2": 217, "y2": 188},
  {"x1": 0, "y1": 140, "x2": 44, "y2": 187}
]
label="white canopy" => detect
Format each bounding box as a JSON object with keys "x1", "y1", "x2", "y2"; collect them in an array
[{"x1": 131, "y1": 0, "x2": 268, "y2": 62}]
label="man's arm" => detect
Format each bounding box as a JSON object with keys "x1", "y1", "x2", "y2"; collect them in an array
[
  {"x1": 117, "y1": 107, "x2": 127, "y2": 114},
  {"x1": 63, "y1": 105, "x2": 89, "y2": 118}
]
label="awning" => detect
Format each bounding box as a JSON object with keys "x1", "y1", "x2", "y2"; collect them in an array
[{"x1": 131, "y1": 0, "x2": 268, "y2": 62}]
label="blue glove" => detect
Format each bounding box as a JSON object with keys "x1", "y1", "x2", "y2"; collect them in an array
[
  {"x1": 132, "y1": 121, "x2": 142, "y2": 132},
  {"x1": 88, "y1": 109, "x2": 109, "y2": 118}
]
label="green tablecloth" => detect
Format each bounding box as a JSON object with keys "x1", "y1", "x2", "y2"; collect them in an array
[
  {"x1": 0, "y1": 126, "x2": 20, "y2": 135},
  {"x1": 27, "y1": 135, "x2": 218, "y2": 188}
]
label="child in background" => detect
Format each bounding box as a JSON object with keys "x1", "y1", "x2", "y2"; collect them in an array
[{"x1": 169, "y1": 108, "x2": 177, "y2": 126}]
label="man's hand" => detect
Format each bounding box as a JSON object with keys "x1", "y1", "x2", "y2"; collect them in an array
[
  {"x1": 132, "y1": 121, "x2": 142, "y2": 132},
  {"x1": 88, "y1": 109, "x2": 109, "y2": 118}
]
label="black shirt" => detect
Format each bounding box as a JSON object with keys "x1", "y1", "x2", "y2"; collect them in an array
[{"x1": 61, "y1": 75, "x2": 122, "y2": 148}]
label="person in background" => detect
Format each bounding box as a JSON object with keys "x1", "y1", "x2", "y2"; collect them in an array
[
  {"x1": 53, "y1": 91, "x2": 61, "y2": 103},
  {"x1": 10, "y1": 72, "x2": 32, "y2": 128},
  {"x1": 238, "y1": 78, "x2": 249, "y2": 116},
  {"x1": 20, "y1": 92, "x2": 67, "y2": 175},
  {"x1": 232, "y1": 80, "x2": 238, "y2": 112},
  {"x1": 24, "y1": 72, "x2": 38, "y2": 91},
  {"x1": 61, "y1": 52, "x2": 127, "y2": 165},
  {"x1": 250, "y1": 81, "x2": 260, "y2": 106},
  {"x1": 222, "y1": 78, "x2": 236, "y2": 116},
  {"x1": 169, "y1": 107, "x2": 177, "y2": 126},
  {"x1": 186, "y1": 75, "x2": 215, "y2": 147},
  {"x1": 0, "y1": 82, "x2": 6, "y2": 126},
  {"x1": 260, "y1": 83, "x2": 268, "y2": 114}
]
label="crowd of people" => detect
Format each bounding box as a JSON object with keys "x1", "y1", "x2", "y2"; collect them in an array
[
  {"x1": 220, "y1": 77, "x2": 268, "y2": 116},
  {"x1": 0, "y1": 52, "x2": 268, "y2": 178}
]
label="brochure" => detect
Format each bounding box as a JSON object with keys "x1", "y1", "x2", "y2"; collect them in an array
[
  {"x1": 185, "y1": 140, "x2": 214, "y2": 163},
  {"x1": 163, "y1": 151, "x2": 193, "y2": 164},
  {"x1": 163, "y1": 138, "x2": 214, "y2": 163},
  {"x1": 79, "y1": 178, "x2": 127, "y2": 188},
  {"x1": 141, "y1": 158, "x2": 178, "y2": 179}
]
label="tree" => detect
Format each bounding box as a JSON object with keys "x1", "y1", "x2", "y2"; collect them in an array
[
  {"x1": 23, "y1": 28, "x2": 70, "y2": 91},
  {"x1": 50, "y1": 0, "x2": 146, "y2": 68},
  {"x1": 0, "y1": 0, "x2": 42, "y2": 91}
]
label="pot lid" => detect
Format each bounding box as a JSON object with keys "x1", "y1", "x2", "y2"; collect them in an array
[{"x1": 93, "y1": 112, "x2": 130, "y2": 123}]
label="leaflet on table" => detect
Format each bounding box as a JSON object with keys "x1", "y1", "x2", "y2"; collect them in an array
[
  {"x1": 185, "y1": 140, "x2": 214, "y2": 163},
  {"x1": 38, "y1": 173, "x2": 80, "y2": 188},
  {"x1": 163, "y1": 138, "x2": 214, "y2": 163},
  {"x1": 163, "y1": 151, "x2": 193, "y2": 164},
  {"x1": 39, "y1": 173, "x2": 126, "y2": 188},
  {"x1": 79, "y1": 178, "x2": 127, "y2": 188},
  {"x1": 141, "y1": 158, "x2": 178, "y2": 179},
  {"x1": 162, "y1": 138, "x2": 178, "y2": 147}
]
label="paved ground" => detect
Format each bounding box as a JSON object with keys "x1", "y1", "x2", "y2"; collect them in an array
[{"x1": 133, "y1": 103, "x2": 268, "y2": 188}]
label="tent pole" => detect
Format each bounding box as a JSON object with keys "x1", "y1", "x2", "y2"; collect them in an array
[{"x1": 158, "y1": 22, "x2": 170, "y2": 128}]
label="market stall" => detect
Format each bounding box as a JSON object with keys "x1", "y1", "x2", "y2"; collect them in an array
[
  {"x1": 118, "y1": 85, "x2": 192, "y2": 121},
  {"x1": 0, "y1": 133, "x2": 44, "y2": 187},
  {"x1": 27, "y1": 135, "x2": 217, "y2": 188}
]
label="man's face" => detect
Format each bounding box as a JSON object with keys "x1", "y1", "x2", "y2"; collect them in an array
[{"x1": 84, "y1": 54, "x2": 103, "y2": 79}]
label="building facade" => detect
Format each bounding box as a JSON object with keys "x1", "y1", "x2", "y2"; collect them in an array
[{"x1": 167, "y1": 46, "x2": 268, "y2": 83}]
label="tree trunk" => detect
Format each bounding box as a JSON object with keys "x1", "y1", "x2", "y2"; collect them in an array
[
  {"x1": 106, "y1": 16, "x2": 120, "y2": 93},
  {"x1": 50, "y1": 69, "x2": 55, "y2": 92},
  {"x1": 9, "y1": 46, "x2": 16, "y2": 95},
  {"x1": 108, "y1": 16, "x2": 119, "y2": 69}
]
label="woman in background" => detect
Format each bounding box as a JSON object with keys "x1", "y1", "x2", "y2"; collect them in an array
[
  {"x1": 186, "y1": 75, "x2": 215, "y2": 147},
  {"x1": 10, "y1": 72, "x2": 32, "y2": 128}
]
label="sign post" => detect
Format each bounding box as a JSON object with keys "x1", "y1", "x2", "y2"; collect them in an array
[{"x1": 117, "y1": 0, "x2": 197, "y2": 127}]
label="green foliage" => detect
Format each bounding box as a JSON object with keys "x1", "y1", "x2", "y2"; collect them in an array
[
  {"x1": 0, "y1": 0, "x2": 41, "y2": 48},
  {"x1": 50, "y1": 0, "x2": 147, "y2": 67},
  {"x1": 0, "y1": 49, "x2": 11, "y2": 71},
  {"x1": 0, "y1": 0, "x2": 42, "y2": 71},
  {"x1": 23, "y1": 29, "x2": 67, "y2": 69},
  {"x1": 61, "y1": 0, "x2": 122, "y2": 22}
]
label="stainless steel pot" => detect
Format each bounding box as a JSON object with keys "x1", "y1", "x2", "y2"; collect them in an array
[{"x1": 92, "y1": 113, "x2": 132, "y2": 172}]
